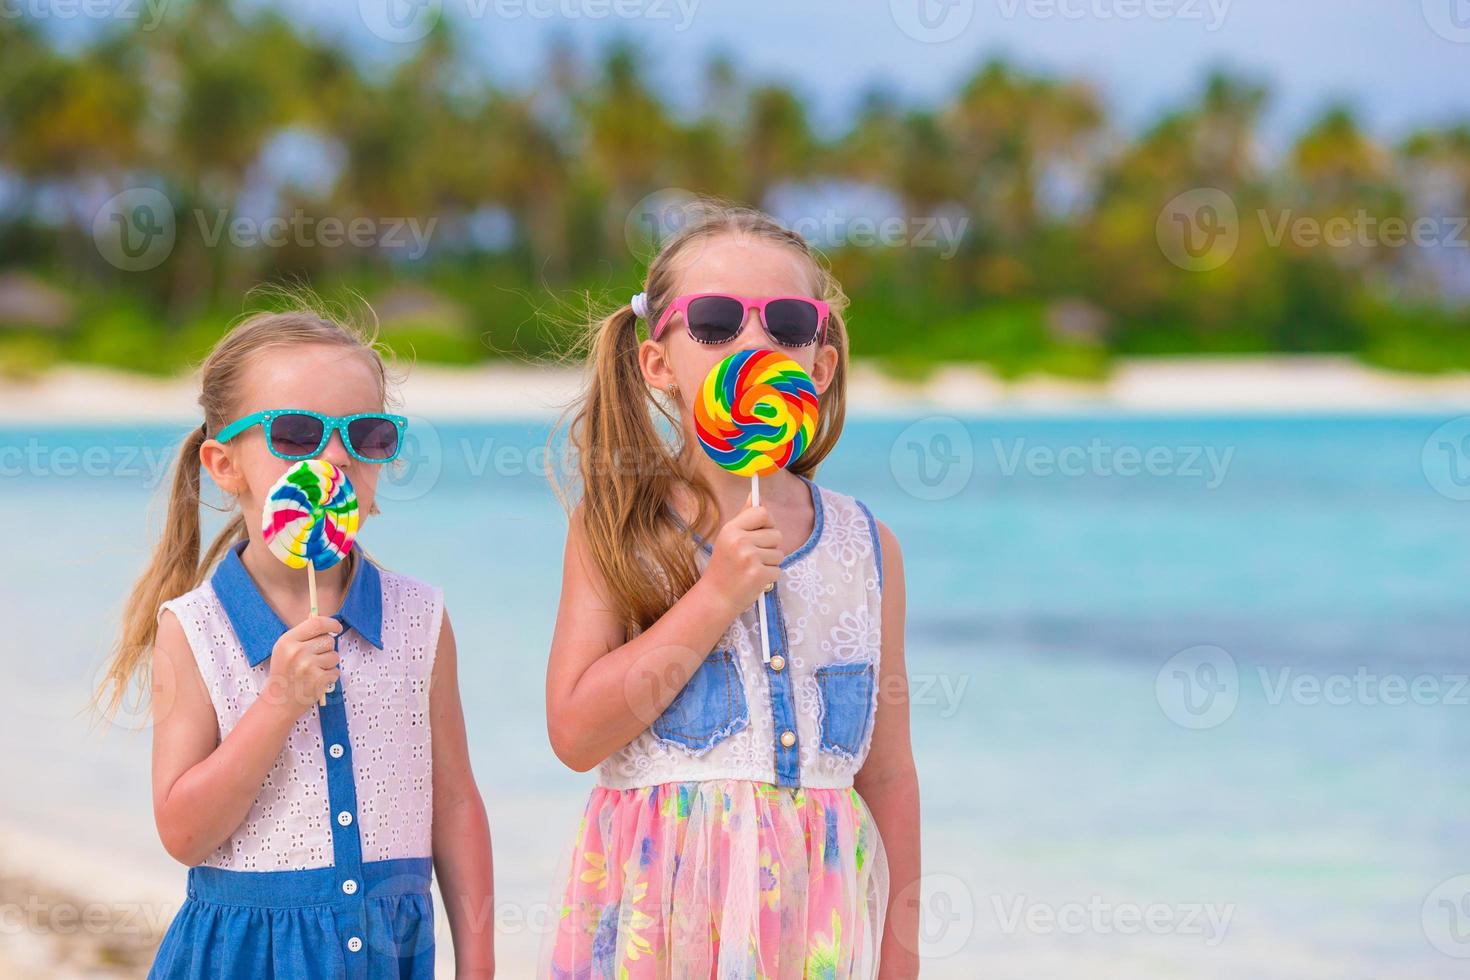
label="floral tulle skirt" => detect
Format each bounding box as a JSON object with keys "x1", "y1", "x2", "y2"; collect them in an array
[{"x1": 545, "y1": 780, "x2": 888, "y2": 980}]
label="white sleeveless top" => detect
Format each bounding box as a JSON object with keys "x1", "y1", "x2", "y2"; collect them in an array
[
  {"x1": 598, "y1": 479, "x2": 885, "y2": 792},
  {"x1": 159, "y1": 542, "x2": 443, "y2": 872}
]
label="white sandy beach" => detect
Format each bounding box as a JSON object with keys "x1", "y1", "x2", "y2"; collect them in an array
[{"x1": 3, "y1": 356, "x2": 1470, "y2": 424}]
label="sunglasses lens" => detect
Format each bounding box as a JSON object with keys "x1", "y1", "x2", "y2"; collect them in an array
[
  {"x1": 685, "y1": 296, "x2": 747, "y2": 344},
  {"x1": 268, "y1": 414, "x2": 325, "y2": 458},
  {"x1": 347, "y1": 416, "x2": 400, "y2": 461},
  {"x1": 763, "y1": 299, "x2": 822, "y2": 347}
]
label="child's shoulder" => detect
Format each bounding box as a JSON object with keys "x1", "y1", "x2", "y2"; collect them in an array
[
  {"x1": 157, "y1": 577, "x2": 221, "y2": 625},
  {"x1": 809, "y1": 479, "x2": 882, "y2": 535},
  {"x1": 808, "y1": 479, "x2": 893, "y2": 581},
  {"x1": 371, "y1": 561, "x2": 445, "y2": 606}
]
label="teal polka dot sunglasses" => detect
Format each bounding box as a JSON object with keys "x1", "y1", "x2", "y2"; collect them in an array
[{"x1": 214, "y1": 409, "x2": 408, "y2": 463}]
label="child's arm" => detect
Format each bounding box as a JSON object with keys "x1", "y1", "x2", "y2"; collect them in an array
[
  {"x1": 546, "y1": 502, "x2": 781, "y2": 771},
  {"x1": 853, "y1": 522, "x2": 922, "y2": 980},
  {"x1": 151, "y1": 610, "x2": 342, "y2": 865},
  {"x1": 428, "y1": 609, "x2": 495, "y2": 978}
]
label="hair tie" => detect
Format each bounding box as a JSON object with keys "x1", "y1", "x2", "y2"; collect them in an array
[{"x1": 631, "y1": 292, "x2": 650, "y2": 321}]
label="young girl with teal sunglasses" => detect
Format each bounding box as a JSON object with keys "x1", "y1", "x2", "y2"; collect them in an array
[{"x1": 95, "y1": 308, "x2": 495, "y2": 979}]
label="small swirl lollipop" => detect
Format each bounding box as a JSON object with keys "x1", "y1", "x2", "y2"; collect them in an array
[
  {"x1": 263, "y1": 459, "x2": 359, "y2": 703},
  {"x1": 263, "y1": 459, "x2": 359, "y2": 571},
  {"x1": 694, "y1": 348, "x2": 820, "y2": 661}
]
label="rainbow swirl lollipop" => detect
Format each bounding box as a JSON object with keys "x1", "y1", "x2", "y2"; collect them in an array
[
  {"x1": 695, "y1": 348, "x2": 819, "y2": 478},
  {"x1": 262, "y1": 459, "x2": 359, "y2": 571}
]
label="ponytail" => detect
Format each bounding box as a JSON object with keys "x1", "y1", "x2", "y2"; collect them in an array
[
  {"x1": 565, "y1": 304, "x2": 708, "y2": 637},
  {"x1": 93, "y1": 426, "x2": 232, "y2": 719}
]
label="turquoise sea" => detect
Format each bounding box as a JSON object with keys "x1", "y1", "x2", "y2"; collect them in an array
[{"x1": 2, "y1": 413, "x2": 1466, "y2": 977}]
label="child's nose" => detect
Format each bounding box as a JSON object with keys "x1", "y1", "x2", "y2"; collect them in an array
[
  {"x1": 319, "y1": 429, "x2": 352, "y2": 466},
  {"x1": 737, "y1": 306, "x2": 760, "y2": 339}
]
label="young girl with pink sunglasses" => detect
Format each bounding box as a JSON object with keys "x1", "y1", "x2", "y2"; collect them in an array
[{"x1": 544, "y1": 202, "x2": 921, "y2": 978}]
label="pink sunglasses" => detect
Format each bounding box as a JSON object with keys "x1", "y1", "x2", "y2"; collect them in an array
[{"x1": 650, "y1": 293, "x2": 830, "y2": 348}]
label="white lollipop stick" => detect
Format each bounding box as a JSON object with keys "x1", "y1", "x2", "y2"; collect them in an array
[
  {"x1": 752, "y1": 474, "x2": 773, "y2": 664},
  {"x1": 307, "y1": 565, "x2": 325, "y2": 707}
]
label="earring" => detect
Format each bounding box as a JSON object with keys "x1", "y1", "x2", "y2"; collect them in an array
[{"x1": 667, "y1": 384, "x2": 679, "y2": 397}]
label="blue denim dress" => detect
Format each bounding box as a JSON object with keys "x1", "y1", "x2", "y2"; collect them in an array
[{"x1": 149, "y1": 543, "x2": 443, "y2": 980}]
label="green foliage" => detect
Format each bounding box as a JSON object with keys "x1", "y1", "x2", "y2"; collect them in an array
[
  {"x1": 1360, "y1": 299, "x2": 1470, "y2": 373},
  {"x1": 0, "y1": 8, "x2": 1467, "y2": 379},
  {"x1": 922, "y1": 302, "x2": 1110, "y2": 380},
  {"x1": 68, "y1": 305, "x2": 186, "y2": 376},
  {"x1": 0, "y1": 333, "x2": 61, "y2": 380}
]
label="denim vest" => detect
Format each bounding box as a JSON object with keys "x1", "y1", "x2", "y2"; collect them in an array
[{"x1": 598, "y1": 479, "x2": 885, "y2": 791}]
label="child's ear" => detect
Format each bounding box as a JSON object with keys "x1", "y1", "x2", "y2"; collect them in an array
[
  {"x1": 199, "y1": 439, "x2": 245, "y2": 496},
  {"x1": 638, "y1": 338, "x2": 677, "y2": 394},
  {"x1": 810, "y1": 342, "x2": 840, "y2": 396}
]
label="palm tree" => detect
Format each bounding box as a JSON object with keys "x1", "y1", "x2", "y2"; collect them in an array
[
  {"x1": 1290, "y1": 105, "x2": 1389, "y2": 204},
  {"x1": 0, "y1": 26, "x2": 148, "y2": 283},
  {"x1": 577, "y1": 42, "x2": 675, "y2": 253},
  {"x1": 945, "y1": 58, "x2": 1102, "y2": 240},
  {"x1": 740, "y1": 83, "x2": 816, "y2": 207}
]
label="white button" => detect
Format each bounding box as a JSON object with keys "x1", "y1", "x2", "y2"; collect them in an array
[
  {"x1": 769, "y1": 655, "x2": 786, "y2": 672},
  {"x1": 325, "y1": 682, "x2": 336, "y2": 693},
  {"x1": 347, "y1": 937, "x2": 362, "y2": 953},
  {"x1": 780, "y1": 730, "x2": 796, "y2": 748},
  {"x1": 329, "y1": 743, "x2": 344, "y2": 759},
  {"x1": 337, "y1": 811, "x2": 353, "y2": 827},
  {"x1": 342, "y1": 879, "x2": 357, "y2": 895}
]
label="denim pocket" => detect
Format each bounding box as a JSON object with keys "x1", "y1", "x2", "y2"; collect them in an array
[
  {"x1": 815, "y1": 662, "x2": 877, "y2": 758},
  {"x1": 651, "y1": 649, "x2": 749, "y2": 755}
]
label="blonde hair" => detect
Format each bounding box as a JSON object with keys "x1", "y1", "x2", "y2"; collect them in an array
[
  {"x1": 556, "y1": 200, "x2": 850, "y2": 639},
  {"x1": 94, "y1": 306, "x2": 391, "y2": 719}
]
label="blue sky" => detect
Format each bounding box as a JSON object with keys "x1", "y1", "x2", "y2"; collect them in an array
[{"x1": 277, "y1": 0, "x2": 1470, "y2": 149}]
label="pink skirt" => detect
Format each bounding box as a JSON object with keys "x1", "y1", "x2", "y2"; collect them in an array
[{"x1": 544, "y1": 780, "x2": 888, "y2": 979}]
